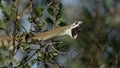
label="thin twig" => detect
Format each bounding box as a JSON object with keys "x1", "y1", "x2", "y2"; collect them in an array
[
  {"x1": 42, "y1": 41, "x2": 63, "y2": 52},
  {"x1": 16, "y1": 49, "x2": 39, "y2": 67},
  {"x1": 112, "y1": 1, "x2": 118, "y2": 18},
  {"x1": 10, "y1": 0, "x2": 19, "y2": 67},
  {"x1": 29, "y1": 0, "x2": 34, "y2": 31},
  {"x1": 47, "y1": 1, "x2": 53, "y2": 7},
  {"x1": 20, "y1": 23, "x2": 29, "y2": 33},
  {"x1": 12, "y1": 0, "x2": 19, "y2": 55},
  {"x1": 67, "y1": 52, "x2": 72, "y2": 61},
  {"x1": 49, "y1": 42, "x2": 67, "y2": 54},
  {"x1": 21, "y1": 2, "x2": 32, "y2": 19},
  {"x1": 26, "y1": 50, "x2": 39, "y2": 62},
  {"x1": 115, "y1": 54, "x2": 118, "y2": 67}
]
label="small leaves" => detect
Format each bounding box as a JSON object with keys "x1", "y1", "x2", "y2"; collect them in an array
[
  {"x1": 56, "y1": 3, "x2": 62, "y2": 20},
  {"x1": 44, "y1": 63, "x2": 49, "y2": 68},
  {"x1": 46, "y1": 0, "x2": 51, "y2": 4},
  {"x1": 56, "y1": 17, "x2": 64, "y2": 25},
  {"x1": 46, "y1": 17, "x2": 53, "y2": 24},
  {"x1": 58, "y1": 3, "x2": 62, "y2": 10},
  {"x1": 10, "y1": 57, "x2": 17, "y2": 63},
  {"x1": 58, "y1": 22, "x2": 66, "y2": 26},
  {"x1": 28, "y1": 17, "x2": 34, "y2": 23},
  {"x1": 0, "y1": 48, "x2": 9, "y2": 66},
  {"x1": 0, "y1": 1, "x2": 3, "y2": 8},
  {"x1": 47, "y1": 7, "x2": 54, "y2": 16},
  {"x1": 37, "y1": 52, "x2": 44, "y2": 61},
  {"x1": 2, "y1": 7, "x2": 12, "y2": 20},
  {"x1": 0, "y1": 1, "x2": 65, "y2": 67},
  {"x1": 20, "y1": 43, "x2": 30, "y2": 53},
  {"x1": 0, "y1": 20, "x2": 6, "y2": 29},
  {"x1": 34, "y1": 6, "x2": 43, "y2": 17}
]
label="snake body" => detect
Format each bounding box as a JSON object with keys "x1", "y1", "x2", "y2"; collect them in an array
[{"x1": 0, "y1": 21, "x2": 82, "y2": 46}]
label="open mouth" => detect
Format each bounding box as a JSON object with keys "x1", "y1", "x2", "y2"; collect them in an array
[{"x1": 71, "y1": 27, "x2": 79, "y2": 39}]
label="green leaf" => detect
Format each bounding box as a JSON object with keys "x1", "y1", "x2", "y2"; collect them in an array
[
  {"x1": 46, "y1": 17, "x2": 53, "y2": 24},
  {"x1": 58, "y1": 22, "x2": 66, "y2": 26},
  {"x1": 0, "y1": 1, "x2": 3, "y2": 8},
  {"x1": 56, "y1": 3, "x2": 62, "y2": 20},
  {"x1": 53, "y1": 52, "x2": 58, "y2": 56},
  {"x1": 20, "y1": 43, "x2": 30, "y2": 53},
  {"x1": 47, "y1": 7, "x2": 54, "y2": 16},
  {"x1": 0, "y1": 20, "x2": 6, "y2": 29},
  {"x1": 59, "y1": 3, "x2": 62, "y2": 10},
  {"x1": 56, "y1": 17, "x2": 64, "y2": 25},
  {"x1": 44, "y1": 63, "x2": 49, "y2": 68},
  {"x1": 56, "y1": 13, "x2": 62, "y2": 20},
  {"x1": 3, "y1": 7, "x2": 12, "y2": 18},
  {"x1": 34, "y1": 6, "x2": 43, "y2": 17},
  {"x1": 11, "y1": 57, "x2": 17, "y2": 63},
  {"x1": 46, "y1": 0, "x2": 51, "y2": 4},
  {"x1": 28, "y1": 17, "x2": 32, "y2": 22}
]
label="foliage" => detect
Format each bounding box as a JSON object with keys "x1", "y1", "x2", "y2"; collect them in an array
[
  {"x1": 0, "y1": 0, "x2": 66, "y2": 67},
  {"x1": 0, "y1": 20, "x2": 6, "y2": 29}
]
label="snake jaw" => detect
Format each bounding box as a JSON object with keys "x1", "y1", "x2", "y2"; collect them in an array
[
  {"x1": 70, "y1": 21, "x2": 82, "y2": 39},
  {"x1": 64, "y1": 21, "x2": 82, "y2": 39},
  {"x1": 71, "y1": 27, "x2": 78, "y2": 39}
]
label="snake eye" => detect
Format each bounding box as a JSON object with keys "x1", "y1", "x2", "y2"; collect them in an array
[
  {"x1": 76, "y1": 22, "x2": 78, "y2": 24},
  {"x1": 75, "y1": 22, "x2": 78, "y2": 25}
]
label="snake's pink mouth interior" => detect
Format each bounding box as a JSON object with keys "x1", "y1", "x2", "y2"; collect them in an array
[{"x1": 71, "y1": 27, "x2": 79, "y2": 39}]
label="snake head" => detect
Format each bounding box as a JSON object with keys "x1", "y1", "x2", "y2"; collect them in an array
[
  {"x1": 71, "y1": 21, "x2": 82, "y2": 29},
  {"x1": 71, "y1": 21, "x2": 82, "y2": 39},
  {"x1": 65, "y1": 21, "x2": 83, "y2": 39}
]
